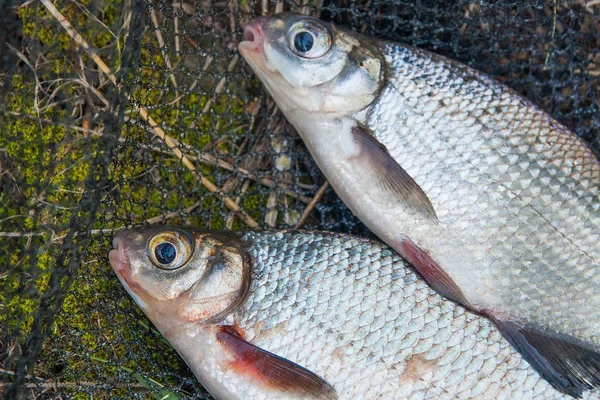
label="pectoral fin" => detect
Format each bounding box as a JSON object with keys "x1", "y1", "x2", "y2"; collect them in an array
[
  {"x1": 351, "y1": 124, "x2": 437, "y2": 220},
  {"x1": 217, "y1": 325, "x2": 337, "y2": 399},
  {"x1": 491, "y1": 317, "x2": 600, "y2": 398}
]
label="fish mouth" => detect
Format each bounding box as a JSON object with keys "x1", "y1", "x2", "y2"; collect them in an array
[
  {"x1": 238, "y1": 19, "x2": 295, "y2": 111},
  {"x1": 238, "y1": 18, "x2": 266, "y2": 56},
  {"x1": 108, "y1": 233, "x2": 138, "y2": 291}
]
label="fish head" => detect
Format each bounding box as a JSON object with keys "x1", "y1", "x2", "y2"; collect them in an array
[
  {"x1": 108, "y1": 226, "x2": 250, "y2": 332},
  {"x1": 239, "y1": 12, "x2": 383, "y2": 116}
]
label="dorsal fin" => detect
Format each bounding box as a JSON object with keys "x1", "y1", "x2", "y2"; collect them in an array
[
  {"x1": 491, "y1": 317, "x2": 600, "y2": 398},
  {"x1": 351, "y1": 123, "x2": 437, "y2": 220},
  {"x1": 217, "y1": 325, "x2": 337, "y2": 399}
]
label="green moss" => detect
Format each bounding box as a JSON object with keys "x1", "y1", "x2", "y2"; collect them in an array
[
  {"x1": 211, "y1": 214, "x2": 224, "y2": 230},
  {"x1": 37, "y1": 252, "x2": 52, "y2": 271},
  {"x1": 9, "y1": 92, "x2": 23, "y2": 112},
  {"x1": 81, "y1": 331, "x2": 97, "y2": 351},
  {"x1": 62, "y1": 294, "x2": 79, "y2": 315},
  {"x1": 242, "y1": 189, "x2": 261, "y2": 211},
  {"x1": 35, "y1": 272, "x2": 51, "y2": 293},
  {"x1": 8, "y1": 274, "x2": 19, "y2": 290},
  {"x1": 6, "y1": 295, "x2": 36, "y2": 333},
  {"x1": 6, "y1": 142, "x2": 20, "y2": 157},
  {"x1": 23, "y1": 217, "x2": 34, "y2": 230},
  {"x1": 11, "y1": 74, "x2": 26, "y2": 90},
  {"x1": 1, "y1": 0, "x2": 264, "y2": 397},
  {"x1": 69, "y1": 162, "x2": 91, "y2": 183}
]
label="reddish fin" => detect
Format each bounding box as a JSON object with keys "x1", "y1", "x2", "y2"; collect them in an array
[
  {"x1": 351, "y1": 124, "x2": 437, "y2": 220},
  {"x1": 400, "y1": 238, "x2": 468, "y2": 306},
  {"x1": 217, "y1": 325, "x2": 337, "y2": 399},
  {"x1": 491, "y1": 317, "x2": 600, "y2": 398}
]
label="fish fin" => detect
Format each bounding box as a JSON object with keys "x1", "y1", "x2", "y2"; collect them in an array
[
  {"x1": 400, "y1": 238, "x2": 469, "y2": 306},
  {"x1": 491, "y1": 317, "x2": 600, "y2": 398},
  {"x1": 351, "y1": 124, "x2": 437, "y2": 220},
  {"x1": 217, "y1": 325, "x2": 337, "y2": 399}
]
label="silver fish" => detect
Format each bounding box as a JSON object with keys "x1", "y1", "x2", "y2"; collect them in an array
[
  {"x1": 109, "y1": 227, "x2": 596, "y2": 399},
  {"x1": 238, "y1": 13, "x2": 600, "y2": 397}
]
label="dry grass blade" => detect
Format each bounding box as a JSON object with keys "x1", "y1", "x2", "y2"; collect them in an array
[
  {"x1": 264, "y1": 190, "x2": 278, "y2": 227},
  {"x1": 150, "y1": 6, "x2": 178, "y2": 88},
  {"x1": 117, "y1": 135, "x2": 313, "y2": 204},
  {"x1": 545, "y1": 0, "x2": 558, "y2": 64},
  {"x1": 229, "y1": 0, "x2": 238, "y2": 41},
  {"x1": 586, "y1": 0, "x2": 600, "y2": 11},
  {"x1": 49, "y1": 201, "x2": 204, "y2": 242},
  {"x1": 0, "y1": 232, "x2": 45, "y2": 237},
  {"x1": 261, "y1": 0, "x2": 269, "y2": 15},
  {"x1": 144, "y1": 200, "x2": 202, "y2": 225},
  {"x1": 201, "y1": 55, "x2": 240, "y2": 114},
  {"x1": 225, "y1": 180, "x2": 251, "y2": 229},
  {"x1": 40, "y1": 0, "x2": 259, "y2": 228},
  {"x1": 6, "y1": 44, "x2": 43, "y2": 115},
  {"x1": 294, "y1": 181, "x2": 329, "y2": 229},
  {"x1": 39, "y1": 0, "x2": 118, "y2": 85}
]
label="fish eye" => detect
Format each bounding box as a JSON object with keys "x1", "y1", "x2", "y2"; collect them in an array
[
  {"x1": 287, "y1": 20, "x2": 331, "y2": 59},
  {"x1": 148, "y1": 229, "x2": 194, "y2": 270},
  {"x1": 294, "y1": 31, "x2": 314, "y2": 53},
  {"x1": 155, "y1": 242, "x2": 176, "y2": 264}
]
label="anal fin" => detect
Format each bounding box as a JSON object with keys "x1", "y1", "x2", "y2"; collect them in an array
[
  {"x1": 217, "y1": 325, "x2": 337, "y2": 399},
  {"x1": 491, "y1": 317, "x2": 600, "y2": 398}
]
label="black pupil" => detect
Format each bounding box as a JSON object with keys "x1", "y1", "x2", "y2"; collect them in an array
[
  {"x1": 294, "y1": 31, "x2": 314, "y2": 53},
  {"x1": 155, "y1": 242, "x2": 176, "y2": 265}
]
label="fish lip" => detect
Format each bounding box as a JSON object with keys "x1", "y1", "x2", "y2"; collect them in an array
[
  {"x1": 108, "y1": 233, "x2": 137, "y2": 291},
  {"x1": 238, "y1": 19, "x2": 265, "y2": 55}
]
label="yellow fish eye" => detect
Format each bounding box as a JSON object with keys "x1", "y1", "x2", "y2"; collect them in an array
[
  {"x1": 287, "y1": 20, "x2": 332, "y2": 59},
  {"x1": 147, "y1": 229, "x2": 194, "y2": 270}
]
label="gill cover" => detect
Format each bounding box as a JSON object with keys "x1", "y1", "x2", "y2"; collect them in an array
[{"x1": 176, "y1": 233, "x2": 251, "y2": 324}]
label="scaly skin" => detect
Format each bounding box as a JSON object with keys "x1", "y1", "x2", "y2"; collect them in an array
[
  {"x1": 363, "y1": 43, "x2": 600, "y2": 343},
  {"x1": 236, "y1": 231, "x2": 593, "y2": 399},
  {"x1": 110, "y1": 228, "x2": 597, "y2": 399}
]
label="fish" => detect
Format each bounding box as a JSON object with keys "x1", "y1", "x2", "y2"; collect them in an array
[
  {"x1": 238, "y1": 12, "x2": 600, "y2": 397},
  {"x1": 108, "y1": 226, "x2": 598, "y2": 399}
]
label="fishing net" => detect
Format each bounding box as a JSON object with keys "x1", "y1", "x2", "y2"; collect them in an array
[{"x1": 0, "y1": 0, "x2": 598, "y2": 398}]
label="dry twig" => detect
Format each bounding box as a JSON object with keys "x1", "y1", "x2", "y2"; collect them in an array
[{"x1": 294, "y1": 181, "x2": 329, "y2": 229}]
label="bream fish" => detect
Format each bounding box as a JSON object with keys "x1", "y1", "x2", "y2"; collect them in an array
[
  {"x1": 238, "y1": 13, "x2": 600, "y2": 397},
  {"x1": 109, "y1": 227, "x2": 597, "y2": 399}
]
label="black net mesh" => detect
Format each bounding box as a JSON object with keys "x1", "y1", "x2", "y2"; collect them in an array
[{"x1": 0, "y1": 0, "x2": 598, "y2": 398}]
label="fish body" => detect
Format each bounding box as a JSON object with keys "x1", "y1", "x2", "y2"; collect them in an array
[
  {"x1": 238, "y1": 13, "x2": 600, "y2": 396},
  {"x1": 109, "y1": 227, "x2": 597, "y2": 399}
]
